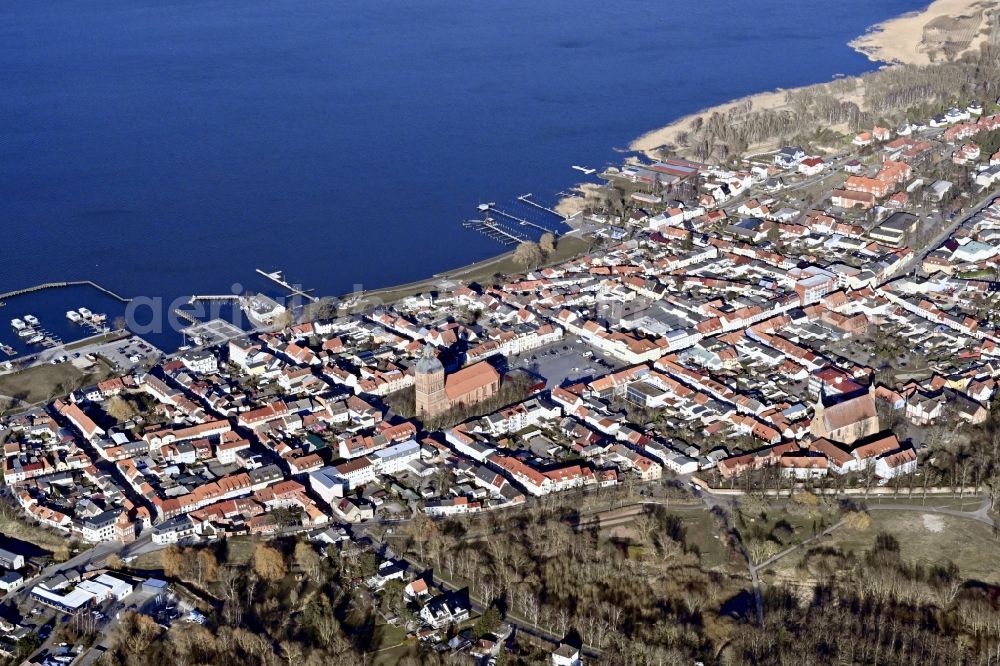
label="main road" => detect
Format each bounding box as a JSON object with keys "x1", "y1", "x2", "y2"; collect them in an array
[
  {"x1": 894, "y1": 185, "x2": 1000, "y2": 277},
  {"x1": 1, "y1": 533, "x2": 156, "y2": 607}
]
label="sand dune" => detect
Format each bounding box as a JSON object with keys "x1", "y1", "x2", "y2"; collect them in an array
[{"x1": 850, "y1": 0, "x2": 993, "y2": 66}]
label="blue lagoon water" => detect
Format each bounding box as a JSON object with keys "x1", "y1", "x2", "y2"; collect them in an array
[{"x1": 1, "y1": 0, "x2": 922, "y2": 348}]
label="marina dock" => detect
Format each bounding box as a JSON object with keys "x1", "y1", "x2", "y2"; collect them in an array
[
  {"x1": 481, "y1": 202, "x2": 558, "y2": 236},
  {"x1": 173, "y1": 309, "x2": 200, "y2": 325},
  {"x1": 255, "y1": 269, "x2": 318, "y2": 302},
  {"x1": 0, "y1": 280, "x2": 133, "y2": 307},
  {"x1": 517, "y1": 193, "x2": 567, "y2": 220},
  {"x1": 462, "y1": 217, "x2": 527, "y2": 245},
  {"x1": 188, "y1": 295, "x2": 242, "y2": 304}
]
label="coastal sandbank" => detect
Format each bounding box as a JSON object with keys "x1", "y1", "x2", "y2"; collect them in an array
[
  {"x1": 554, "y1": 183, "x2": 604, "y2": 218},
  {"x1": 629, "y1": 87, "x2": 806, "y2": 160},
  {"x1": 850, "y1": 0, "x2": 993, "y2": 66}
]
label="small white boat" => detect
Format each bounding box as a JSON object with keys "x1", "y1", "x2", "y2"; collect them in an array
[
  {"x1": 90, "y1": 313, "x2": 107, "y2": 324},
  {"x1": 66, "y1": 310, "x2": 82, "y2": 322},
  {"x1": 17, "y1": 327, "x2": 35, "y2": 338},
  {"x1": 10, "y1": 318, "x2": 25, "y2": 330},
  {"x1": 572, "y1": 165, "x2": 597, "y2": 175},
  {"x1": 25, "y1": 334, "x2": 44, "y2": 345},
  {"x1": 24, "y1": 314, "x2": 39, "y2": 326},
  {"x1": 78, "y1": 307, "x2": 93, "y2": 319}
]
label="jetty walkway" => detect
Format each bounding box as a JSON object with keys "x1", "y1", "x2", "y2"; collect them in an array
[{"x1": 0, "y1": 280, "x2": 133, "y2": 305}]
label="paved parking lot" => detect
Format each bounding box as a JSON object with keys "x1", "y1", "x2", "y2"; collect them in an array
[
  {"x1": 91, "y1": 336, "x2": 163, "y2": 372},
  {"x1": 510, "y1": 335, "x2": 623, "y2": 387},
  {"x1": 2, "y1": 334, "x2": 162, "y2": 377}
]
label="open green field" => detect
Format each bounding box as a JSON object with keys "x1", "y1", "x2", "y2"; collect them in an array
[
  {"x1": 372, "y1": 624, "x2": 413, "y2": 665},
  {"x1": 131, "y1": 535, "x2": 259, "y2": 571},
  {"x1": 768, "y1": 511, "x2": 1000, "y2": 585},
  {"x1": 221, "y1": 535, "x2": 258, "y2": 565},
  {"x1": 0, "y1": 504, "x2": 64, "y2": 554},
  {"x1": 728, "y1": 494, "x2": 846, "y2": 566},
  {"x1": 585, "y1": 504, "x2": 733, "y2": 570},
  {"x1": 673, "y1": 509, "x2": 731, "y2": 569},
  {"x1": 128, "y1": 549, "x2": 163, "y2": 571},
  {"x1": 0, "y1": 362, "x2": 96, "y2": 407}
]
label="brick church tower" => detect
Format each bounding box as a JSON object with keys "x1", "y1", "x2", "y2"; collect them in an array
[{"x1": 414, "y1": 344, "x2": 448, "y2": 418}]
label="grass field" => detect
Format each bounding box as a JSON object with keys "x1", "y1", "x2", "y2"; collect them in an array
[
  {"x1": 585, "y1": 504, "x2": 733, "y2": 570},
  {"x1": 0, "y1": 361, "x2": 110, "y2": 408},
  {"x1": 128, "y1": 549, "x2": 163, "y2": 571},
  {"x1": 741, "y1": 496, "x2": 841, "y2": 539},
  {"x1": 768, "y1": 511, "x2": 1000, "y2": 584},
  {"x1": 372, "y1": 624, "x2": 413, "y2": 665},
  {"x1": 666, "y1": 507, "x2": 732, "y2": 570},
  {"x1": 684, "y1": 517, "x2": 730, "y2": 569},
  {"x1": 0, "y1": 503, "x2": 64, "y2": 554},
  {"x1": 130, "y1": 535, "x2": 260, "y2": 571},
  {"x1": 222, "y1": 536, "x2": 258, "y2": 565}
]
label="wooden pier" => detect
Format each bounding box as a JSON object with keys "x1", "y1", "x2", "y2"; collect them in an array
[
  {"x1": 517, "y1": 193, "x2": 567, "y2": 220},
  {"x1": 0, "y1": 280, "x2": 133, "y2": 306},
  {"x1": 462, "y1": 218, "x2": 527, "y2": 245},
  {"x1": 188, "y1": 295, "x2": 241, "y2": 304},
  {"x1": 173, "y1": 309, "x2": 200, "y2": 325},
  {"x1": 255, "y1": 269, "x2": 318, "y2": 302},
  {"x1": 486, "y1": 204, "x2": 559, "y2": 236}
]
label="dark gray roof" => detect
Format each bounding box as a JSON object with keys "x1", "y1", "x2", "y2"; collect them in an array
[{"x1": 414, "y1": 344, "x2": 443, "y2": 375}]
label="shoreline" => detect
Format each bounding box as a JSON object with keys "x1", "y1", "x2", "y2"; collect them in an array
[
  {"x1": 337, "y1": 234, "x2": 591, "y2": 306},
  {"x1": 8, "y1": 1, "x2": 991, "y2": 326},
  {"x1": 363, "y1": 2, "x2": 992, "y2": 307},
  {"x1": 627, "y1": 0, "x2": 991, "y2": 160},
  {"x1": 850, "y1": 0, "x2": 992, "y2": 66},
  {"x1": 628, "y1": 86, "x2": 812, "y2": 160}
]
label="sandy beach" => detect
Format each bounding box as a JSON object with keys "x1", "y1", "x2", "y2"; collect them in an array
[
  {"x1": 629, "y1": 87, "x2": 803, "y2": 159},
  {"x1": 850, "y1": 0, "x2": 993, "y2": 66},
  {"x1": 554, "y1": 182, "x2": 604, "y2": 218}
]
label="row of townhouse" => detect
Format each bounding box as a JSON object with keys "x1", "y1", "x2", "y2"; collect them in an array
[
  {"x1": 465, "y1": 322, "x2": 563, "y2": 363},
  {"x1": 718, "y1": 433, "x2": 917, "y2": 481}
]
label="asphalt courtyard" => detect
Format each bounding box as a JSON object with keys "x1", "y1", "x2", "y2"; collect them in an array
[{"x1": 509, "y1": 335, "x2": 624, "y2": 387}]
